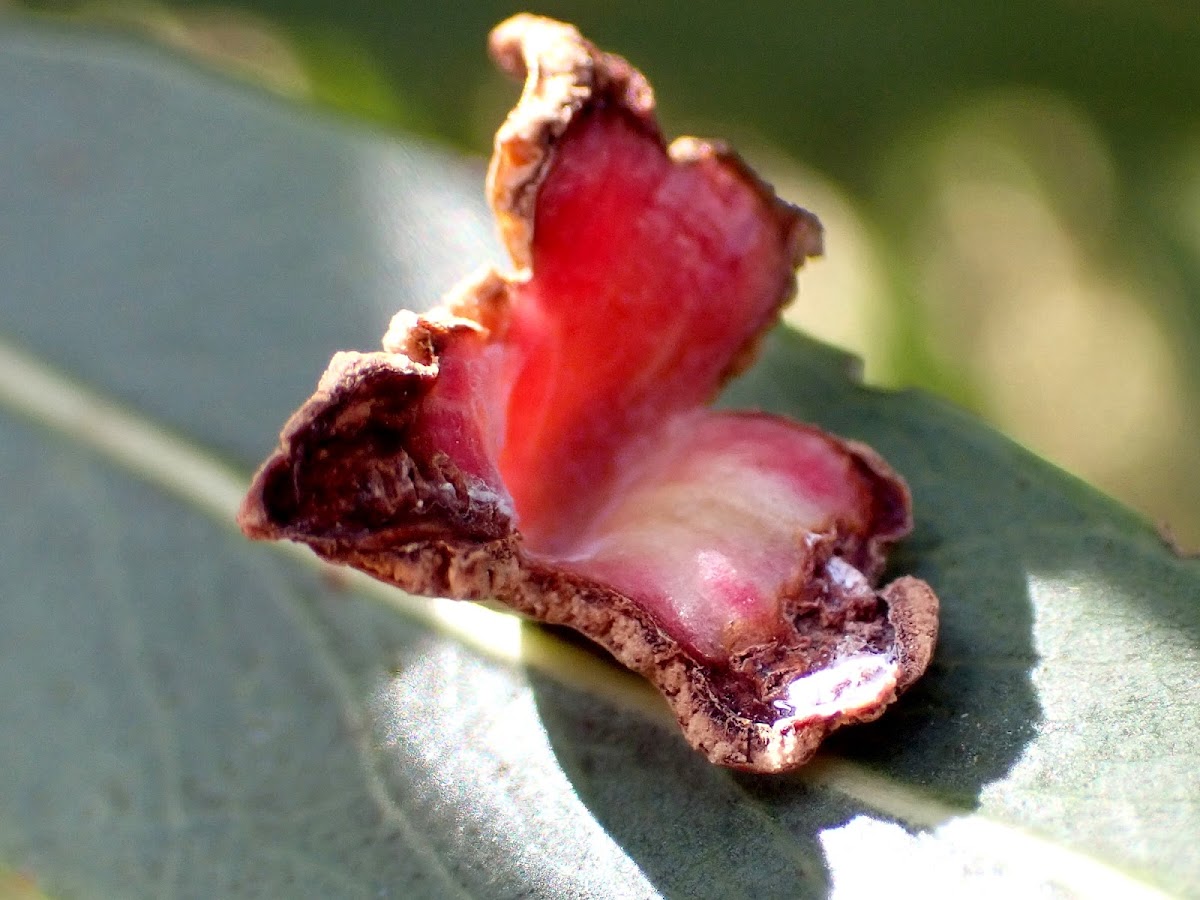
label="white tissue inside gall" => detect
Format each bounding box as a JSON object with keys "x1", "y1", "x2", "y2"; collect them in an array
[{"x1": 773, "y1": 652, "x2": 898, "y2": 723}]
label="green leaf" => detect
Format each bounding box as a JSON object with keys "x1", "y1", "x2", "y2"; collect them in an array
[{"x1": 1, "y1": 21, "x2": 1197, "y2": 899}]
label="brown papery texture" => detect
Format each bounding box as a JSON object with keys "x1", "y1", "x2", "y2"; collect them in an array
[{"x1": 239, "y1": 14, "x2": 938, "y2": 772}]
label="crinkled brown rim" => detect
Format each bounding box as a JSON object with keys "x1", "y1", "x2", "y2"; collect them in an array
[{"x1": 239, "y1": 13, "x2": 939, "y2": 773}]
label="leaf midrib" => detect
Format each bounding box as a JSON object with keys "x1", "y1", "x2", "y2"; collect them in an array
[{"x1": 0, "y1": 331, "x2": 1172, "y2": 899}]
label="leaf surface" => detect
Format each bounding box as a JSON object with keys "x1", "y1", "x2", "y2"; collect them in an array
[{"x1": 0, "y1": 23, "x2": 1197, "y2": 899}]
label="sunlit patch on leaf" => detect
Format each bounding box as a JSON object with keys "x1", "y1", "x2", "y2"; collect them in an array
[{"x1": 3, "y1": 14, "x2": 1200, "y2": 896}]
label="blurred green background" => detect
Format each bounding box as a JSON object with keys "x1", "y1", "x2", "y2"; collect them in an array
[{"x1": 14, "y1": 0, "x2": 1200, "y2": 548}]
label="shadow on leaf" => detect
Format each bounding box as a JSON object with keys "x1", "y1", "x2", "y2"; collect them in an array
[{"x1": 532, "y1": 329, "x2": 1043, "y2": 896}]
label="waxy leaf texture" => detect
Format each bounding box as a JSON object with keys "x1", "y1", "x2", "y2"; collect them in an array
[{"x1": 0, "y1": 21, "x2": 1197, "y2": 899}]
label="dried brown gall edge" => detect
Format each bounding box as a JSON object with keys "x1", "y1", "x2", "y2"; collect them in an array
[{"x1": 238, "y1": 14, "x2": 939, "y2": 773}]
